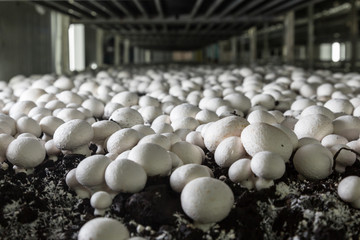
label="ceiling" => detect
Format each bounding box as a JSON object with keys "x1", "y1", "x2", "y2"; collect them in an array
[{"x1": 29, "y1": 0, "x2": 328, "y2": 50}]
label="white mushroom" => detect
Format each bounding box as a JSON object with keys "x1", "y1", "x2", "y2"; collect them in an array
[
  {"x1": 203, "y1": 116, "x2": 249, "y2": 152},
  {"x1": 90, "y1": 191, "x2": 113, "y2": 216},
  {"x1": 92, "y1": 120, "x2": 121, "y2": 154},
  {"x1": 128, "y1": 143, "x2": 172, "y2": 176},
  {"x1": 293, "y1": 114, "x2": 333, "y2": 141},
  {"x1": 293, "y1": 144, "x2": 333, "y2": 180},
  {"x1": 16, "y1": 116, "x2": 42, "y2": 137},
  {"x1": 6, "y1": 137, "x2": 46, "y2": 172},
  {"x1": 337, "y1": 176, "x2": 360, "y2": 209},
  {"x1": 137, "y1": 134, "x2": 171, "y2": 150},
  {"x1": 76, "y1": 155, "x2": 112, "y2": 192},
  {"x1": 171, "y1": 141, "x2": 203, "y2": 165},
  {"x1": 332, "y1": 115, "x2": 360, "y2": 141},
  {"x1": 109, "y1": 107, "x2": 144, "y2": 128},
  {"x1": 250, "y1": 151, "x2": 285, "y2": 190},
  {"x1": 53, "y1": 119, "x2": 93, "y2": 154},
  {"x1": 105, "y1": 158, "x2": 147, "y2": 193},
  {"x1": 181, "y1": 177, "x2": 234, "y2": 225},
  {"x1": 78, "y1": 217, "x2": 129, "y2": 240},
  {"x1": 65, "y1": 168, "x2": 91, "y2": 199},
  {"x1": 170, "y1": 164, "x2": 213, "y2": 192},
  {"x1": 214, "y1": 136, "x2": 246, "y2": 168},
  {"x1": 0, "y1": 133, "x2": 14, "y2": 163},
  {"x1": 241, "y1": 123, "x2": 293, "y2": 162},
  {"x1": 321, "y1": 134, "x2": 348, "y2": 148},
  {"x1": 228, "y1": 158, "x2": 253, "y2": 189},
  {"x1": 106, "y1": 128, "x2": 140, "y2": 155},
  {"x1": 330, "y1": 144, "x2": 356, "y2": 173}
]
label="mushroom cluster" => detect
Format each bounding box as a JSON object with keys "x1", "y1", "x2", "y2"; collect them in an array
[{"x1": 1, "y1": 65, "x2": 360, "y2": 238}]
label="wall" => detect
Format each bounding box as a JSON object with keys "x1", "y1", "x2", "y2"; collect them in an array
[{"x1": 0, "y1": 2, "x2": 52, "y2": 81}]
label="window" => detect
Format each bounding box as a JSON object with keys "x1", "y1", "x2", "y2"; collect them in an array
[{"x1": 68, "y1": 24, "x2": 85, "y2": 71}]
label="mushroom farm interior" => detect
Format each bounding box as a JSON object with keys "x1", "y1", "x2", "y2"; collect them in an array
[{"x1": 2, "y1": 0, "x2": 360, "y2": 239}]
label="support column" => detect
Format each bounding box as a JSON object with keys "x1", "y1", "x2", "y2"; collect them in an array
[
  {"x1": 231, "y1": 37, "x2": 238, "y2": 63},
  {"x1": 307, "y1": 4, "x2": 314, "y2": 70},
  {"x1": 249, "y1": 27, "x2": 257, "y2": 65},
  {"x1": 263, "y1": 23, "x2": 270, "y2": 62},
  {"x1": 284, "y1": 11, "x2": 295, "y2": 65},
  {"x1": 145, "y1": 50, "x2": 151, "y2": 63},
  {"x1": 114, "y1": 35, "x2": 121, "y2": 66},
  {"x1": 96, "y1": 28, "x2": 104, "y2": 67},
  {"x1": 351, "y1": 0, "x2": 358, "y2": 71},
  {"x1": 123, "y1": 39, "x2": 130, "y2": 64},
  {"x1": 133, "y1": 46, "x2": 139, "y2": 64},
  {"x1": 51, "y1": 12, "x2": 70, "y2": 75},
  {"x1": 240, "y1": 37, "x2": 246, "y2": 63}
]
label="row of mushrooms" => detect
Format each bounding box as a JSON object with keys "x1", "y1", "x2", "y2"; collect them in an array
[{"x1": 1, "y1": 65, "x2": 360, "y2": 239}]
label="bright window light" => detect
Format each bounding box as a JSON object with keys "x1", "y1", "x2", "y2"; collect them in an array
[
  {"x1": 68, "y1": 24, "x2": 85, "y2": 71},
  {"x1": 332, "y1": 42, "x2": 340, "y2": 62}
]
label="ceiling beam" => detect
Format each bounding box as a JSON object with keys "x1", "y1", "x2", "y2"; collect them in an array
[
  {"x1": 133, "y1": 0, "x2": 148, "y2": 18},
  {"x1": 265, "y1": 0, "x2": 306, "y2": 15},
  {"x1": 247, "y1": 0, "x2": 286, "y2": 16},
  {"x1": 88, "y1": 0, "x2": 117, "y2": 18},
  {"x1": 185, "y1": 0, "x2": 204, "y2": 32},
  {"x1": 72, "y1": 16, "x2": 281, "y2": 24},
  {"x1": 217, "y1": 0, "x2": 245, "y2": 18},
  {"x1": 204, "y1": 0, "x2": 223, "y2": 18},
  {"x1": 234, "y1": 0, "x2": 266, "y2": 16},
  {"x1": 31, "y1": 1, "x2": 82, "y2": 18},
  {"x1": 154, "y1": 0, "x2": 164, "y2": 18},
  {"x1": 110, "y1": 0, "x2": 134, "y2": 18}
]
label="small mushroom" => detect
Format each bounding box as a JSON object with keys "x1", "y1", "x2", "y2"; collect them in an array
[
  {"x1": 109, "y1": 107, "x2": 144, "y2": 128},
  {"x1": 250, "y1": 151, "x2": 285, "y2": 190},
  {"x1": 321, "y1": 134, "x2": 348, "y2": 148},
  {"x1": 0, "y1": 133, "x2": 14, "y2": 163},
  {"x1": 170, "y1": 164, "x2": 213, "y2": 192},
  {"x1": 16, "y1": 116, "x2": 42, "y2": 137},
  {"x1": 91, "y1": 120, "x2": 121, "y2": 154},
  {"x1": 214, "y1": 136, "x2": 246, "y2": 168},
  {"x1": 128, "y1": 143, "x2": 172, "y2": 176},
  {"x1": 6, "y1": 137, "x2": 46, "y2": 173},
  {"x1": 78, "y1": 217, "x2": 129, "y2": 240},
  {"x1": 90, "y1": 191, "x2": 113, "y2": 216},
  {"x1": 241, "y1": 123, "x2": 293, "y2": 162},
  {"x1": 293, "y1": 114, "x2": 333, "y2": 141},
  {"x1": 76, "y1": 155, "x2": 112, "y2": 192},
  {"x1": 65, "y1": 168, "x2": 91, "y2": 199},
  {"x1": 181, "y1": 177, "x2": 234, "y2": 225},
  {"x1": 293, "y1": 144, "x2": 333, "y2": 180},
  {"x1": 171, "y1": 141, "x2": 203, "y2": 165},
  {"x1": 330, "y1": 144, "x2": 356, "y2": 173},
  {"x1": 228, "y1": 158, "x2": 253, "y2": 189},
  {"x1": 105, "y1": 158, "x2": 147, "y2": 193},
  {"x1": 337, "y1": 176, "x2": 360, "y2": 209},
  {"x1": 137, "y1": 134, "x2": 171, "y2": 150},
  {"x1": 106, "y1": 128, "x2": 140, "y2": 155}
]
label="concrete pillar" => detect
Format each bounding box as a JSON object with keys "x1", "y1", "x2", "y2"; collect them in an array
[
  {"x1": 133, "y1": 46, "x2": 139, "y2": 64},
  {"x1": 263, "y1": 23, "x2": 270, "y2": 62},
  {"x1": 145, "y1": 50, "x2": 151, "y2": 63},
  {"x1": 351, "y1": 0, "x2": 358, "y2": 71},
  {"x1": 95, "y1": 28, "x2": 104, "y2": 67},
  {"x1": 114, "y1": 35, "x2": 121, "y2": 66},
  {"x1": 249, "y1": 27, "x2": 257, "y2": 64},
  {"x1": 51, "y1": 12, "x2": 70, "y2": 75},
  {"x1": 231, "y1": 37, "x2": 238, "y2": 63},
  {"x1": 123, "y1": 39, "x2": 130, "y2": 64},
  {"x1": 307, "y1": 4, "x2": 314, "y2": 70},
  {"x1": 284, "y1": 11, "x2": 295, "y2": 64},
  {"x1": 240, "y1": 37, "x2": 246, "y2": 63}
]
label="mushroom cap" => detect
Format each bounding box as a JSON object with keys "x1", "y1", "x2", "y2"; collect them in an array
[
  {"x1": 105, "y1": 158, "x2": 147, "y2": 193},
  {"x1": 109, "y1": 107, "x2": 144, "y2": 128},
  {"x1": 128, "y1": 143, "x2": 172, "y2": 176},
  {"x1": 250, "y1": 151, "x2": 285, "y2": 180},
  {"x1": 228, "y1": 158, "x2": 252, "y2": 183},
  {"x1": 321, "y1": 134, "x2": 348, "y2": 148},
  {"x1": 338, "y1": 176, "x2": 360, "y2": 203},
  {"x1": 247, "y1": 109, "x2": 277, "y2": 125},
  {"x1": 78, "y1": 217, "x2": 129, "y2": 240},
  {"x1": 330, "y1": 144, "x2": 356, "y2": 171},
  {"x1": 333, "y1": 115, "x2": 360, "y2": 141},
  {"x1": 6, "y1": 137, "x2": 46, "y2": 168},
  {"x1": 16, "y1": 116, "x2": 42, "y2": 137},
  {"x1": 181, "y1": 177, "x2": 234, "y2": 224},
  {"x1": 203, "y1": 116, "x2": 249, "y2": 152},
  {"x1": 241, "y1": 123, "x2": 293, "y2": 161},
  {"x1": 214, "y1": 136, "x2": 246, "y2": 168},
  {"x1": 0, "y1": 134, "x2": 15, "y2": 159},
  {"x1": 92, "y1": 120, "x2": 121, "y2": 141},
  {"x1": 169, "y1": 103, "x2": 200, "y2": 122},
  {"x1": 294, "y1": 114, "x2": 333, "y2": 141},
  {"x1": 106, "y1": 128, "x2": 140, "y2": 155},
  {"x1": 39, "y1": 116, "x2": 65, "y2": 137},
  {"x1": 90, "y1": 191, "x2": 112, "y2": 209},
  {"x1": 171, "y1": 141, "x2": 203, "y2": 165},
  {"x1": 53, "y1": 119, "x2": 94, "y2": 150},
  {"x1": 138, "y1": 133, "x2": 171, "y2": 150},
  {"x1": 170, "y1": 164, "x2": 212, "y2": 192},
  {"x1": 76, "y1": 155, "x2": 112, "y2": 188},
  {"x1": 293, "y1": 144, "x2": 333, "y2": 180}
]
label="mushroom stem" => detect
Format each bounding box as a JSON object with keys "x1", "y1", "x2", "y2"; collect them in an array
[{"x1": 254, "y1": 178, "x2": 274, "y2": 190}]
